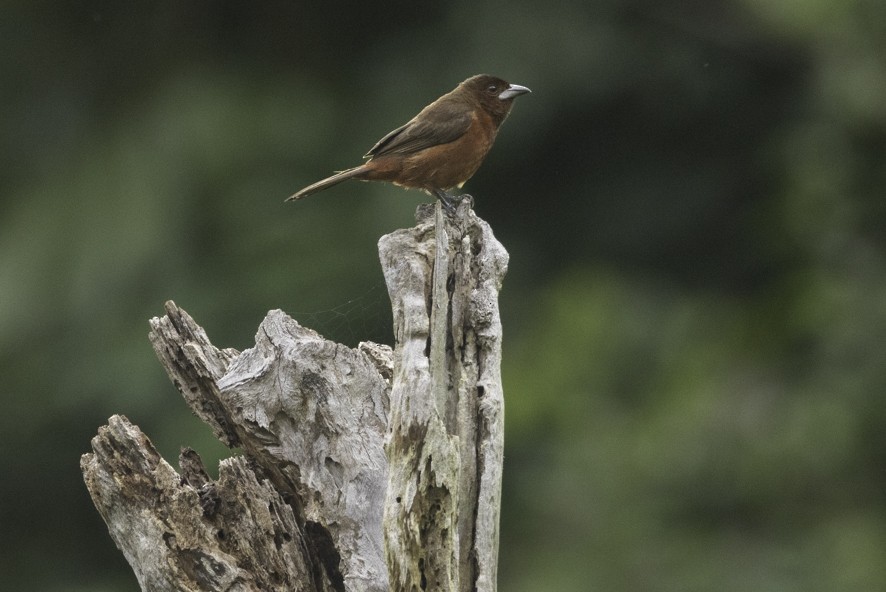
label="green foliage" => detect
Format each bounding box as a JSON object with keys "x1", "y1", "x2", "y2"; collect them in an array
[
  {"x1": 2, "y1": 0, "x2": 885, "y2": 589},
  {"x1": 502, "y1": 263, "x2": 886, "y2": 590}
]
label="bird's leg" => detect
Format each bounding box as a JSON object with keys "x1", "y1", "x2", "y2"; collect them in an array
[{"x1": 432, "y1": 189, "x2": 458, "y2": 215}]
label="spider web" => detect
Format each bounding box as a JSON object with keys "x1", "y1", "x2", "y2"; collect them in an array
[{"x1": 288, "y1": 282, "x2": 393, "y2": 348}]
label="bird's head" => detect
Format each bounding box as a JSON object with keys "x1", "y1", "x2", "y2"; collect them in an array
[{"x1": 462, "y1": 74, "x2": 531, "y2": 124}]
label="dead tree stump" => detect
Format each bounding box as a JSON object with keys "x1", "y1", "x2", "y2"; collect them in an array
[{"x1": 81, "y1": 201, "x2": 508, "y2": 592}]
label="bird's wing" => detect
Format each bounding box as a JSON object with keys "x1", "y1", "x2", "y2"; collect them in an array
[{"x1": 364, "y1": 100, "x2": 474, "y2": 158}]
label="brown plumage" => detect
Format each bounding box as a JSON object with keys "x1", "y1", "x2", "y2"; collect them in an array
[{"x1": 286, "y1": 74, "x2": 531, "y2": 209}]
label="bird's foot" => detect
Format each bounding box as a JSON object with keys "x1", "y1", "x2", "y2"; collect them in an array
[
  {"x1": 432, "y1": 189, "x2": 458, "y2": 215},
  {"x1": 433, "y1": 190, "x2": 471, "y2": 216}
]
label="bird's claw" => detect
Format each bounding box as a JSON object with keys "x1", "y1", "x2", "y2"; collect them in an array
[
  {"x1": 433, "y1": 190, "x2": 467, "y2": 215},
  {"x1": 441, "y1": 197, "x2": 457, "y2": 215}
]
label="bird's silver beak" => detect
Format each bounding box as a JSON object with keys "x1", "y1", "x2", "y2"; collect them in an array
[{"x1": 498, "y1": 83, "x2": 531, "y2": 100}]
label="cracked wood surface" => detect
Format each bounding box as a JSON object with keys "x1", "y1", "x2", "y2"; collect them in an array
[
  {"x1": 379, "y1": 202, "x2": 508, "y2": 592},
  {"x1": 82, "y1": 203, "x2": 507, "y2": 592}
]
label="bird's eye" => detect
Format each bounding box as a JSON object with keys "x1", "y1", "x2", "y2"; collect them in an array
[{"x1": 487, "y1": 84, "x2": 498, "y2": 93}]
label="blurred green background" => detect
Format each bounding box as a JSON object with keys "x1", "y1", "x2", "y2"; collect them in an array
[{"x1": 3, "y1": 0, "x2": 886, "y2": 590}]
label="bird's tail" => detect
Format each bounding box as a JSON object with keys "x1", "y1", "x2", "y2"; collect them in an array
[{"x1": 286, "y1": 165, "x2": 368, "y2": 201}]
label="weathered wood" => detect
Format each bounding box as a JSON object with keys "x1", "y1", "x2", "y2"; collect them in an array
[
  {"x1": 379, "y1": 201, "x2": 508, "y2": 592},
  {"x1": 214, "y1": 312, "x2": 391, "y2": 592},
  {"x1": 81, "y1": 203, "x2": 508, "y2": 592},
  {"x1": 85, "y1": 304, "x2": 393, "y2": 591},
  {"x1": 81, "y1": 414, "x2": 313, "y2": 591}
]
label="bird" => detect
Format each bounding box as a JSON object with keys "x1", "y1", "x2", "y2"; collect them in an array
[{"x1": 286, "y1": 74, "x2": 531, "y2": 211}]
